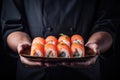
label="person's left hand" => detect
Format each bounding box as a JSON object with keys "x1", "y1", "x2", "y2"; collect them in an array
[
  {"x1": 17, "y1": 42, "x2": 31, "y2": 55},
  {"x1": 57, "y1": 42, "x2": 100, "y2": 68},
  {"x1": 17, "y1": 42, "x2": 61, "y2": 67}
]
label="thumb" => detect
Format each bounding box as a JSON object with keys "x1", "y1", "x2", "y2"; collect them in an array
[
  {"x1": 85, "y1": 42, "x2": 100, "y2": 55},
  {"x1": 17, "y1": 42, "x2": 31, "y2": 54}
]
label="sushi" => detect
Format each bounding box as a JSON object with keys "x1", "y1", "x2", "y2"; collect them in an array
[
  {"x1": 30, "y1": 34, "x2": 85, "y2": 58},
  {"x1": 45, "y1": 35, "x2": 58, "y2": 45},
  {"x1": 71, "y1": 34, "x2": 84, "y2": 45},
  {"x1": 71, "y1": 43, "x2": 85, "y2": 58},
  {"x1": 30, "y1": 43, "x2": 44, "y2": 57},
  {"x1": 57, "y1": 43, "x2": 71, "y2": 58},
  {"x1": 58, "y1": 34, "x2": 71, "y2": 47},
  {"x1": 44, "y1": 43, "x2": 58, "y2": 58},
  {"x1": 32, "y1": 37, "x2": 45, "y2": 46}
]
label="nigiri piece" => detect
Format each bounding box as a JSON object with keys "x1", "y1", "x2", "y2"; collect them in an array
[
  {"x1": 32, "y1": 37, "x2": 45, "y2": 46},
  {"x1": 71, "y1": 43, "x2": 85, "y2": 58},
  {"x1": 58, "y1": 34, "x2": 71, "y2": 47},
  {"x1": 57, "y1": 43, "x2": 71, "y2": 58},
  {"x1": 45, "y1": 35, "x2": 58, "y2": 45},
  {"x1": 71, "y1": 34, "x2": 84, "y2": 45},
  {"x1": 30, "y1": 43, "x2": 44, "y2": 57},
  {"x1": 44, "y1": 43, "x2": 58, "y2": 58}
]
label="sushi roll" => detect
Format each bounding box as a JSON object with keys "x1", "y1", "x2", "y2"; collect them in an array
[
  {"x1": 32, "y1": 37, "x2": 45, "y2": 46},
  {"x1": 57, "y1": 43, "x2": 71, "y2": 58},
  {"x1": 30, "y1": 43, "x2": 44, "y2": 57},
  {"x1": 45, "y1": 35, "x2": 58, "y2": 45},
  {"x1": 44, "y1": 43, "x2": 58, "y2": 58},
  {"x1": 71, "y1": 34, "x2": 84, "y2": 45},
  {"x1": 71, "y1": 43, "x2": 85, "y2": 58},
  {"x1": 58, "y1": 34, "x2": 71, "y2": 47}
]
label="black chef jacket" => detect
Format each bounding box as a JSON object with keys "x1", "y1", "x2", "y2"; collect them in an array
[{"x1": 1, "y1": 0, "x2": 117, "y2": 80}]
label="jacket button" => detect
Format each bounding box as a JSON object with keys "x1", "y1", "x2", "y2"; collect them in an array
[
  {"x1": 47, "y1": 27, "x2": 53, "y2": 32},
  {"x1": 69, "y1": 27, "x2": 75, "y2": 33}
]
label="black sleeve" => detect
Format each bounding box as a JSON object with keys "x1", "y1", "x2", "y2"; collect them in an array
[
  {"x1": 91, "y1": 0, "x2": 118, "y2": 56},
  {"x1": 1, "y1": 0, "x2": 24, "y2": 57},
  {"x1": 1, "y1": 0, "x2": 23, "y2": 48}
]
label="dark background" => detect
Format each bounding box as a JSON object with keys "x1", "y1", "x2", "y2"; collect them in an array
[
  {"x1": 100, "y1": 0, "x2": 120, "y2": 79},
  {"x1": 0, "y1": 0, "x2": 16, "y2": 79},
  {"x1": 0, "y1": 0, "x2": 120, "y2": 80}
]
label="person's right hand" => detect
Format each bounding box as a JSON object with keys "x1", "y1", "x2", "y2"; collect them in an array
[
  {"x1": 17, "y1": 42, "x2": 31, "y2": 55},
  {"x1": 17, "y1": 42, "x2": 59, "y2": 67}
]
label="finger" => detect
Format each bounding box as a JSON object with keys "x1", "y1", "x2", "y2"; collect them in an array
[
  {"x1": 44, "y1": 62, "x2": 57, "y2": 67},
  {"x1": 20, "y1": 55, "x2": 43, "y2": 67},
  {"x1": 62, "y1": 62, "x2": 66, "y2": 65},
  {"x1": 52, "y1": 62, "x2": 70, "y2": 67},
  {"x1": 70, "y1": 55, "x2": 98, "y2": 68},
  {"x1": 85, "y1": 43, "x2": 100, "y2": 55},
  {"x1": 17, "y1": 43, "x2": 31, "y2": 54},
  {"x1": 17, "y1": 45, "x2": 24, "y2": 54},
  {"x1": 44, "y1": 62, "x2": 70, "y2": 67},
  {"x1": 70, "y1": 62, "x2": 90, "y2": 68},
  {"x1": 44, "y1": 63, "x2": 50, "y2": 67},
  {"x1": 61, "y1": 62, "x2": 71, "y2": 66}
]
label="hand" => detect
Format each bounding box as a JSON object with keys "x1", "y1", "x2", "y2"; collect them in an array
[
  {"x1": 17, "y1": 42, "x2": 43, "y2": 67},
  {"x1": 19, "y1": 55, "x2": 43, "y2": 67},
  {"x1": 85, "y1": 42, "x2": 100, "y2": 55},
  {"x1": 19, "y1": 55, "x2": 60, "y2": 67},
  {"x1": 69, "y1": 55, "x2": 98, "y2": 68},
  {"x1": 17, "y1": 42, "x2": 59, "y2": 67},
  {"x1": 17, "y1": 42, "x2": 31, "y2": 55},
  {"x1": 60, "y1": 42, "x2": 100, "y2": 68}
]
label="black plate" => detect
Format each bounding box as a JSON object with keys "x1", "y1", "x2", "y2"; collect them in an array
[{"x1": 20, "y1": 54, "x2": 97, "y2": 63}]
